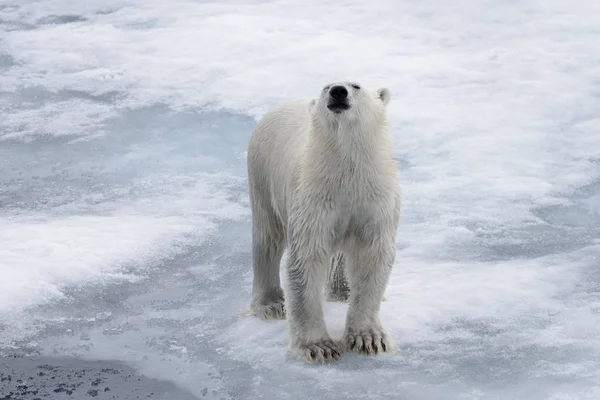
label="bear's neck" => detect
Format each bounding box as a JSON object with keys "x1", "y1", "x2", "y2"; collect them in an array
[{"x1": 303, "y1": 119, "x2": 396, "y2": 184}]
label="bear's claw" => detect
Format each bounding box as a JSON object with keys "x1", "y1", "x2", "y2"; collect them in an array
[
  {"x1": 344, "y1": 327, "x2": 396, "y2": 355},
  {"x1": 251, "y1": 301, "x2": 286, "y2": 320},
  {"x1": 290, "y1": 339, "x2": 344, "y2": 364}
]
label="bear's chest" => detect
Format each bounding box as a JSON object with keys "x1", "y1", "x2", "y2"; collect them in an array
[{"x1": 328, "y1": 202, "x2": 393, "y2": 249}]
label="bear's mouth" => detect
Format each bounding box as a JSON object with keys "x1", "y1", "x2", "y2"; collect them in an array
[{"x1": 327, "y1": 102, "x2": 350, "y2": 113}]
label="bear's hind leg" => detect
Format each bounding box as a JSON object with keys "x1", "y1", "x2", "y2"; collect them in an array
[
  {"x1": 326, "y1": 252, "x2": 350, "y2": 302},
  {"x1": 250, "y1": 204, "x2": 286, "y2": 320}
]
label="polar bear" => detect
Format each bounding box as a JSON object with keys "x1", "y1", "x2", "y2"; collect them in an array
[{"x1": 247, "y1": 81, "x2": 401, "y2": 364}]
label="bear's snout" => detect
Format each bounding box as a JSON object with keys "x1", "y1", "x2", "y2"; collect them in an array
[
  {"x1": 327, "y1": 85, "x2": 350, "y2": 113},
  {"x1": 329, "y1": 86, "x2": 348, "y2": 100}
]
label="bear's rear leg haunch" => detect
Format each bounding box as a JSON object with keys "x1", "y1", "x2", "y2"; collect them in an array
[{"x1": 326, "y1": 252, "x2": 350, "y2": 302}]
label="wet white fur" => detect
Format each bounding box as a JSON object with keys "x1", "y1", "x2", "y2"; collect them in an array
[{"x1": 247, "y1": 81, "x2": 401, "y2": 364}]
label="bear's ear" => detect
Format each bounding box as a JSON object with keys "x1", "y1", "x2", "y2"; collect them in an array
[
  {"x1": 308, "y1": 99, "x2": 316, "y2": 112},
  {"x1": 376, "y1": 88, "x2": 391, "y2": 106}
]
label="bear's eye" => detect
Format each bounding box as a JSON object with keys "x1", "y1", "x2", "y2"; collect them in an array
[{"x1": 351, "y1": 84, "x2": 360, "y2": 90}]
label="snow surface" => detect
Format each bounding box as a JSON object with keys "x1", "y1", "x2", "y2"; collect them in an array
[{"x1": 1, "y1": 0, "x2": 600, "y2": 398}]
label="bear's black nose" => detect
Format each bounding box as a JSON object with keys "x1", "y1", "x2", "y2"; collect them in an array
[{"x1": 329, "y1": 86, "x2": 348, "y2": 100}]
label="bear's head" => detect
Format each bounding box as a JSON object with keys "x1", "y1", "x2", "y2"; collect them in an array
[{"x1": 309, "y1": 81, "x2": 391, "y2": 125}]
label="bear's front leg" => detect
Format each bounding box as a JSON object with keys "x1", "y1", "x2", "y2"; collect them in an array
[
  {"x1": 343, "y1": 238, "x2": 396, "y2": 355},
  {"x1": 285, "y1": 247, "x2": 344, "y2": 364}
]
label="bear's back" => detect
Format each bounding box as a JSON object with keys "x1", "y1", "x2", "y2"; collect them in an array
[{"x1": 247, "y1": 99, "x2": 313, "y2": 225}]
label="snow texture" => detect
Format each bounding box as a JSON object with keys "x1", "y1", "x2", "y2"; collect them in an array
[{"x1": 1, "y1": 0, "x2": 599, "y2": 399}]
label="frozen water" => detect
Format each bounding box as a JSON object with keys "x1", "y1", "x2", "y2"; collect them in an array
[{"x1": 1, "y1": 0, "x2": 599, "y2": 399}]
